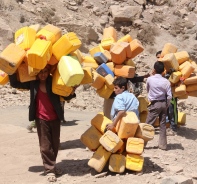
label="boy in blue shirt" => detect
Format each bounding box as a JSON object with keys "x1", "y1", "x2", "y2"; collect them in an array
[{"x1": 106, "y1": 76, "x2": 139, "y2": 131}]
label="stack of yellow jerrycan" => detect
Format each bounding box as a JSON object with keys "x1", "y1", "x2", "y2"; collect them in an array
[
  {"x1": 81, "y1": 111, "x2": 155, "y2": 173},
  {"x1": 0, "y1": 43, "x2": 26, "y2": 75},
  {"x1": 0, "y1": 23, "x2": 85, "y2": 98},
  {"x1": 81, "y1": 25, "x2": 145, "y2": 100}
]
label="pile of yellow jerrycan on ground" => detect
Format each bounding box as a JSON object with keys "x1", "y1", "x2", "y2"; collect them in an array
[{"x1": 81, "y1": 111, "x2": 155, "y2": 173}]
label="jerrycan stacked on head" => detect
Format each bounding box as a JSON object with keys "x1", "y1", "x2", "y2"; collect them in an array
[
  {"x1": 36, "y1": 24, "x2": 62, "y2": 45},
  {"x1": 27, "y1": 39, "x2": 52, "y2": 70},
  {"x1": 184, "y1": 73, "x2": 197, "y2": 85},
  {"x1": 93, "y1": 52, "x2": 108, "y2": 65},
  {"x1": 106, "y1": 62, "x2": 114, "y2": 72},
  {"x1": 0, "y1": 70, "x2": 9, "y2": 85},
  {"x1": 104, "y1": 74, "x2": 114, "y2": 90},
  {"x1": 0, "y1": 43, "x2": 26, "y2": 75},
  {"x1": 117, "y1": 34, "x2": 132, "y2": 43},
  {"x1": 114, "y1": 65, "x2": 135, "y2": 78},
  {"x1": 28, "y1": 65, "x2": 40, "y2": 77},
  {"x1": 70, "y1": 49, "x2": 84, "y2": 64},
  {"x1": 52, "y1": 68, "x2": 73, "y2": 97},
  {"x1": 175, "y1": 84, "x2": 187, "y2": 97},
  {"x1": 160, "y1": 53, "x2": 179, "y2": 73},
  {"x1": 89, "y1": 44, "x2": 104, "y2": 57},
  {"x1": 116, "y1": 111, "x2": 139, "y2": 139},
  {"x1": 80, "y1": 67, "x2": 93, "y2": 85},
  {"x1": 57, "y1": 55, "x2": 84, "y2": 87},
  {"x1": 129, "y1": 39, "x2": 144, "y2": 59},
  {"x1": 48, "y1": 55, "x2": 59, "y2": 65},
  {"x1": 109, "y1": 154, "x2": 126, "y2": 173},
  {"x1": 169, "y1": 71, "x2": 182, "y2": 84},
  {"x1": 119, "y1": 42, "x2": 132, "y2": 58},
  {"x1": 174, "y1": 51, "x2": 190, "y2": 65},
  {"x1": 110, "y1": 42, "x2": 127, "y2": 65},
  {"x1": 96, "y1": 84, "x2": 114, "y2": 99},
  {"x1": 88, "y1": 145, "x2": 112, "y2": 173},
  {"x1": 124, "y1": 58, "x2": 136, "y2": 67},
  {"x1": 81, "y1": 56, "x2": 98, "y2": 69},
  {"x1": 101, "y1": 27, "x2": 117, "y2": 50},
  {"x1": 160, "y1": 43, "x2": 178, "y2": 58},
  {"x1": 29, "y1": 24, "x2": 41, "y2": 33},
  {"x1": 96, "y1": 63, "x2": 114, "y2": 77},
  {"x1": 17, "y1": 62, "x2": 36, "y2": 82},
  {"x1": 52, "y1": 32, "x2": 82, "y2": 60},
  {"x1": 91, "y1": 70, "x2": 105, "y2": 89},
  {"x1": 15, "y1": 26, "x2": 36, "y2": 51},
  {"x1": 180, "y1": 62, "x2": 195, "y2": 80}
]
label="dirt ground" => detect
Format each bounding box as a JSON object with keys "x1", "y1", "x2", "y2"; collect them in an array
[{"x1": 0, "y1": 106, "x2": 197, "y2": 184}]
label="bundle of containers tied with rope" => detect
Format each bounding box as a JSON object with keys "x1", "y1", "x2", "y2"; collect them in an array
[{"x1": 158, "y1": 43, "x2": 197, "y2": 126}]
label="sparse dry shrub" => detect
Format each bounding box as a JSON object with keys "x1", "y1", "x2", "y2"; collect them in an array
[{"x1": 137, "y1": 24, "x2": 159, "y2": 46}]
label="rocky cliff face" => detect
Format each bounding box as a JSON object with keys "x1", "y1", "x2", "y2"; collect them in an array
[{"x1": 1, "y1": 0, "x2": 197, "y2": 114}]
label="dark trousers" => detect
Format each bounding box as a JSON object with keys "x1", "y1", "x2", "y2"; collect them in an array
[
  {"x1": 145, "y1": 101, "x2": 167, "y2": 149},
  {"x1": 35, "y1": 118, "x2": 60, "y2": 174},
  {"x1": 60, "y1": 101, "x2": 65, "y2": 121}
]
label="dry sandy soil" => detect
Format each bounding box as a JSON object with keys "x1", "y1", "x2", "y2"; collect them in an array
[{"x1": 0, "y1": 105, "x2": 197, "y2": 184}]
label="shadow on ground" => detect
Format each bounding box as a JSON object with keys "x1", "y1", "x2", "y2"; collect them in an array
[
  {"x1": 61, "y1": 120, "x2": 79, "y2": 126},
  {"x1": 60, "y1": 139, "x2": 86, "y2": 150},
  {"x1": 57, "y1": 159, "x2": 91, "y2": 176}
]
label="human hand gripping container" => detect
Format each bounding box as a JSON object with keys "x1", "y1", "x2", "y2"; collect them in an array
[
  {"x1": 115, "y1": 111, "x2": 139, "y2": 139},
  {"x1": 99, "y1": 130, "x2": 124, "y2": 153}
]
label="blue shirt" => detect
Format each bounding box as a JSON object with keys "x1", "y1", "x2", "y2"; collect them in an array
[{"x1": 110, "y1": 90, "x2": 139, "y2": 120}]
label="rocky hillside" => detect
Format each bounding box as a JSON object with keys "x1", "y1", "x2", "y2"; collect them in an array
[{"x1": 1, "y1": 0, "x2": 197, "y2": 114}]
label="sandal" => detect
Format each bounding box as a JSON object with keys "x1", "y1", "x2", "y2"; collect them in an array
[
  {"x1": 46, "y1": 173, "x2": 57, "y2": 182},
  {"x1": 55, "y1": 167, "x2": 63, "y2": 175}
]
